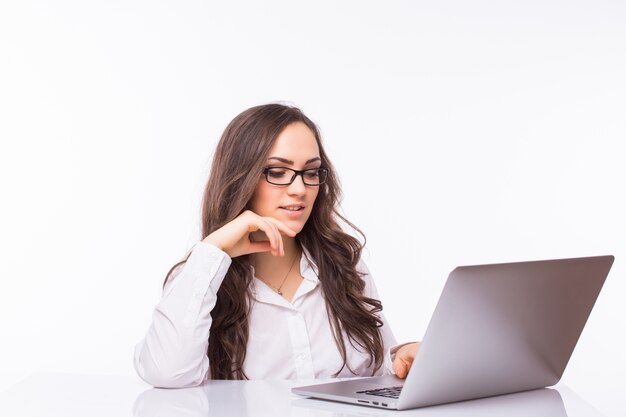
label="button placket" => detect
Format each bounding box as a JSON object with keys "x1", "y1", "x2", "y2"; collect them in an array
[{"x1": 286, "y1": 309, "x2": 314, "y2": 379}]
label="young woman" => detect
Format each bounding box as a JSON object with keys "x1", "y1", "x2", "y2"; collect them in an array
[{"x1": 134, "y1": 103, "x2": 419, "y2": 388}]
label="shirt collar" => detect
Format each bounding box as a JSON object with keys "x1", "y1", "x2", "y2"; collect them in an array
[
  {"x1": 300, "y1": 246, "x2": 319, "y2": 283},
  {"x1": 249, "y1": 246, "x2": 319, "y2": 282},
  {"x1": 249, "y1": 245, "x2": 320, "y2": 306}
]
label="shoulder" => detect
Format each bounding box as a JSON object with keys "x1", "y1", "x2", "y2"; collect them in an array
[
  {"x1": 356, "y1": 258, "x2": 381, "y2": 300},
  {"x1": 301, "y1": 245, "x2": 380, "y2": 299},
  {"x1": 163, "y1": 241, "x2": 231, "y2": 293},
  {"x1": 355, "y1": 257, "x2": 372, "y2": 278}
]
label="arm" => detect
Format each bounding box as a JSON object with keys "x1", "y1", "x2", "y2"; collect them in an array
[
  {"x1": 358, "y1": 259, "x2": 420, "y2": 377},
  {"x1": 134, "y1": 210, "x2": 296, "y2": 388},
  {"x1": 133, "y1": 242, "x2": 231, "y2": 388}
]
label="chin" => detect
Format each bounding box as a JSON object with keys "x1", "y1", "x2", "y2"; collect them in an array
[
  {"x1": 287, "y1": 220, "x2": 305, "y2": 234},
  {"x1": 287, "y1": 215, "x2": 312, "y2": 235}
]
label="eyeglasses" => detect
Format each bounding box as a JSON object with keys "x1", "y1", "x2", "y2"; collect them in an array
[{"x1": 262, "y1": 166, "x2": 328, "y2": 186}]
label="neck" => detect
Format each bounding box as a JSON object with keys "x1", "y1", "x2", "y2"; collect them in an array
[{"x1": 249, "y1": 233, "x2": 300, "y2": 277}]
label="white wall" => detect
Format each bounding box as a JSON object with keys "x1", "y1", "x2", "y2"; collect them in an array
[{"x1": 1, "y1": 0, "x2": 624, "y2": 415}]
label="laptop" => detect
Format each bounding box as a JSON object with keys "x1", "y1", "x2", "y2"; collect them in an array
[
  {"x1": 292, "y1": 255, "x2": 614, "y2": 410},
  {"x1": 293, "y1": 388, "x2": 571, "y2": 417}
]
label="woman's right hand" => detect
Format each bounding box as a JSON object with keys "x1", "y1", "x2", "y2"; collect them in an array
[{"x1": 202, "y1": 210, "x2": 297, "y2": 258}]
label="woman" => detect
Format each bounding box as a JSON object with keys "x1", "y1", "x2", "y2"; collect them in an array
[{"x1": 134, "y1": 103, "x2": 419, "y2": 388}]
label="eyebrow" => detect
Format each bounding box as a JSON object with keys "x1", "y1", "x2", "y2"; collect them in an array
[{"x1": 267, "y1": 156, "x2": 321, "y2": 165}]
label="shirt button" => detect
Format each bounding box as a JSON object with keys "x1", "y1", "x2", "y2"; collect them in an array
[{"x1": 297, "y1": 353, "x2": 307, "y2": 360}]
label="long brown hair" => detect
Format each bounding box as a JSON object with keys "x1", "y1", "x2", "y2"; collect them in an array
[{"x1": 164, "y1": 103, "x2": 384, "y2": 379}]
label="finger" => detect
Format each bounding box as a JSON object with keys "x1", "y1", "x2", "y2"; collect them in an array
[
  {"x1": 273, "y1": 224, "x2": 285, "y2": 256},
  {"x1": 393, "y1": 348, "x2": 415, "y2": 378},
  {"x1": 265, "y1": 219, "x2": 283, "y2": 256},
  {"x1": 270, "y1": 221, "x2": 283, "y2": 256},
  {"x1": 263, "y1": 218, "x2": 297, "y2": 256},
  {"x1": 264, "y1": 217, "x2": 297, "y2": 237},
  {"x1": 256, "y1": 220, "x2": 278, "y2": 256},
  {"x1": 269, "y1": 222, "x2": 282, "y2": 256},
  {"x1": 393, "y1": 359, "x2": 408, "y2": 379},
  {"x1": 246, "y1": 241, "x2": 272, "y2": 255}
]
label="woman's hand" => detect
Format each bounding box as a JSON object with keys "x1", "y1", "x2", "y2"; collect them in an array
[
  {"x1": 202, "y1": 210, "x2": 297, "y2": 258},
  {"x1": 392, "y1": 342, "x2": 421, "y2": 379}
]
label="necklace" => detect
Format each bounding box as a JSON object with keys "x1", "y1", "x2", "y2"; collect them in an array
[{"x1": 259, "y1": 250, "x2": 299, "y2": 295}]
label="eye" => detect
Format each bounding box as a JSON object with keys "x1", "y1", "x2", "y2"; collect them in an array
[
  {"x1": 304, "y1": 169, "x2": 320, "y2": 179},
  {"x1": 267, "y1": 168, "x2": 287, "y2": 178}
]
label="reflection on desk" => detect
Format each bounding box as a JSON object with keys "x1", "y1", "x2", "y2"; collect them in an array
[
  {"x1": 134, "y1": 379, "x2": 604, "y2": 417},
  {"x1": 0, "y1": 373, "x2": 607, "y2": 417}
]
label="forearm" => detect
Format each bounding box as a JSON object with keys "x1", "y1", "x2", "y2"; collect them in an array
[{"x1": 134, "y1": 242, "x2": 232, "y2": 388}]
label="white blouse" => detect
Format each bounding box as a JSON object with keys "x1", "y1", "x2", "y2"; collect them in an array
[{"x1": 133, "y1": 242, "x2": 400, "y2": 388}]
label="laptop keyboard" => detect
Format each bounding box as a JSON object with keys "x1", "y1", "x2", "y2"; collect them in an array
[{"x1": 356, "y1": 385, "x2": 403, "y2": 399}]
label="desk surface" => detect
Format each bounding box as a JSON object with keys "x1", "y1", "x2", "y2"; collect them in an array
[{"x1": 0, "y1": 373, "x2": 616, "y2": 417}]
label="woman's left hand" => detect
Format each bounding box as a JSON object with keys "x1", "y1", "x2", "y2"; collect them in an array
[{"x1": 392, "y1": 342, "x2": 421, "y2": 378}]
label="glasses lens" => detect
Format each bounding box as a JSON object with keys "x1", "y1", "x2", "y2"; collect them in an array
[
  {"x1": 264, "y1": 167, "x2": 327, "y2": 185},
  {"x1": 302, "y1": 168, "x2": 326, "y2": 185},
  {"x1": 265, "y1": 167, "x2": 293, "y2": 185}
]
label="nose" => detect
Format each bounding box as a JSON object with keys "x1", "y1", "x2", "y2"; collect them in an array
[{"x1": 287, "y1": 173, "x2": 307, "y2": 196}]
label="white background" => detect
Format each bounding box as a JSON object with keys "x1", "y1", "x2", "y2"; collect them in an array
[{"x1": 1, "y1": 0, "x2": 624, "y2": 415}]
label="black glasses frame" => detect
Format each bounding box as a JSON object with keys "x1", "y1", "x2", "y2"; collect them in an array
[{"x1": 262, "y1": 166, "x2": 328, "y2": 186}]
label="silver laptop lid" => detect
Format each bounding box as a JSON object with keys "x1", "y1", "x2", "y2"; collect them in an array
[{"x1": 398, "y1": 255, "x2": 613, "y2": 409}]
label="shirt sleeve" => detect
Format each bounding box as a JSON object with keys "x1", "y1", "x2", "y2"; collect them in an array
[
  {"x1": 356, "y1": 259, "x2": 406, "y2": 376},
  {"x1": 133, "y1": 242, "x2": 232, "y2": 388}
]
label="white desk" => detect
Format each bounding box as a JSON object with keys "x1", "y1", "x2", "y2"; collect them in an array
[{"x1": 0, "y1": 373, "x2": 614, "y2": 417}]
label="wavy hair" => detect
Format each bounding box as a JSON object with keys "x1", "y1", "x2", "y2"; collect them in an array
[{"x1": 164, "y1": 103, "x2": 384, "y2": 379}]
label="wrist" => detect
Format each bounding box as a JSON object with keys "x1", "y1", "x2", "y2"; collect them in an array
[{"x1": 203, "y1": 234, "x2": 224, "y2": 251}]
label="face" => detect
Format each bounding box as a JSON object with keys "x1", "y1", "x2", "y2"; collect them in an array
[{"x1": 249, "y1": 122, "x2": 322, "y2": 235}]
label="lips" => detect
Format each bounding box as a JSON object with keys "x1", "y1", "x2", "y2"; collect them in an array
[{"x1": 279, "y1": 205, "x2": 305, "y2": 211}]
